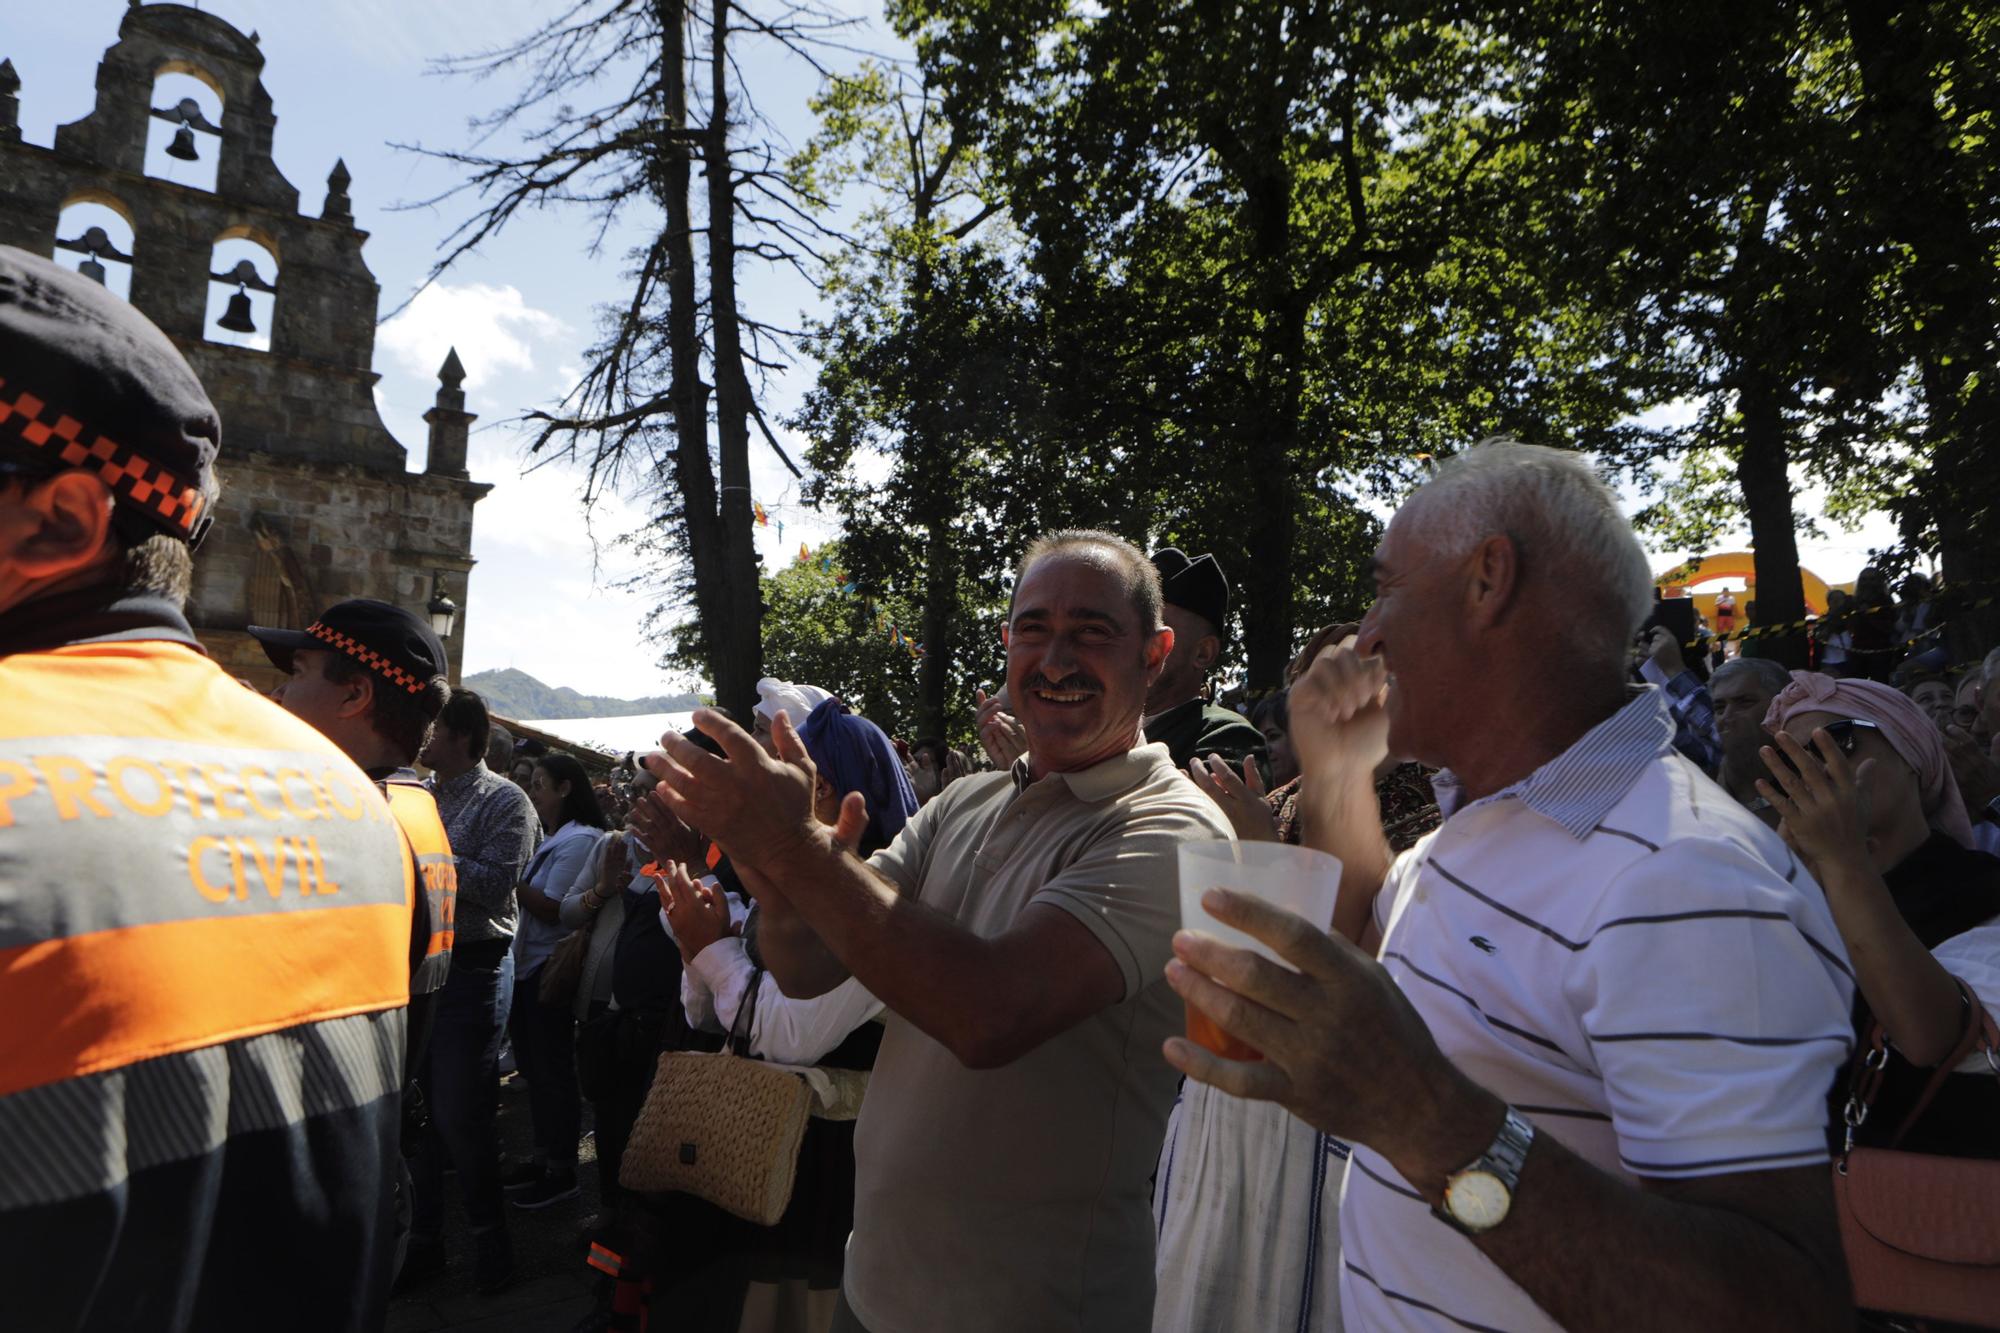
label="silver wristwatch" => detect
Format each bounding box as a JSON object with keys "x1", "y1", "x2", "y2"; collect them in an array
[{"x1": 1434, "y1": 1106, "x2": 1535, "y2": 1236}]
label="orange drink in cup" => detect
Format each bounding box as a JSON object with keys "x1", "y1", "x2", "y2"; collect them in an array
[
  {"x1": 1176, "y1": 841, "x2": 1343, "y2": 1064},
  {"x1": 1184, "y1": 1000, "x2": 1264, "y2": 1061}
]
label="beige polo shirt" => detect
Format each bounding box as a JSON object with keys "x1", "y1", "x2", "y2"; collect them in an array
[{"x1": 842, "y1": 742, "x2": 1233, "y2": 1333}]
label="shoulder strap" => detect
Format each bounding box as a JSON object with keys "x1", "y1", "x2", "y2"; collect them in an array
[
  {"x1": 1844, "y1": 977, "x2": 2000, "y2": 1153},
  {"x1": 727, "y1": 964, "x2": 765, "y2": 1058}
]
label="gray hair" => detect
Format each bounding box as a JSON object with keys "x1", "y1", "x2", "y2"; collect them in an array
[
  {"x1": 1983, "y1": 646, "x2": 2000, "y2": 687},
  {"x1": 1711, "y1": 655, "x2": 1792, "y2": 698},
  {"x1": 1405, "y1": 439, "x2": 1652, "y2": 665}
]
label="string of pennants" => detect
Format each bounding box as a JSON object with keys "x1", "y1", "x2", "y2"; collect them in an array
[
  {"x1": 751, "y1": 499, "x2": 927, "y2": 660},
  {"x1": 794, "y1": 539, "x2": 928, "y2": 660},
  {"x1": 1679, "y1": 588, "x2": 1997, "y2": 652}
]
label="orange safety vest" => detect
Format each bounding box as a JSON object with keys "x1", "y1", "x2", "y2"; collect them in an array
[
  {"x1": 385, "y1": 780, "x2": 456, "y2": 997},
  {"x1": 0, "y1": 635, "x2": 413, "y2": 1330}
]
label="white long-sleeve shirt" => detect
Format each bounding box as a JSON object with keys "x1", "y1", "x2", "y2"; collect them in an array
[{"x1": 678, "y1": 931, "x2": 883, "y2": 1065}]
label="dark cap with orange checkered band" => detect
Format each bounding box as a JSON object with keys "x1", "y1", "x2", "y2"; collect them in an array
[
  {"x1": 249, "y1": 598, "x2": 449, "y2": 710},
  {"x1": 0, "y1": 246, "x2": 221, "y2": 547}
]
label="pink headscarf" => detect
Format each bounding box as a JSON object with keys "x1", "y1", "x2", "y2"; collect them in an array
[{"x1": 1763, "y1": 671, "x2": 1974, "y2": 847}]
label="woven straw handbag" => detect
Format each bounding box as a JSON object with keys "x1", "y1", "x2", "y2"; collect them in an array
[
  {"x1": 1832, "y1": 978, "x2": 2000, "y2": 1328},
  {"x1": 619, "y1": 967, "x2": 811, "y2": 1225}
]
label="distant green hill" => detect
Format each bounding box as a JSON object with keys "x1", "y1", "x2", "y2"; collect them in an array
[{"x1": 464, "y1": 667, "x2": 704, "y2": 720}]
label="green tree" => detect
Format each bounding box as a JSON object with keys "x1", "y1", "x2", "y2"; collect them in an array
[
  {"x1": 1839, "y1": 0, "x2": 2000, "y2": 652},
  {"x1": 788, "y1": 63, "x2": 1029, "y2": 737},
  {"x1": 675, "y1": 540, "x2": 937, "y2": 737},
  {"x1": 899, "y1": 1, "x2": 1647, "y2": 687}
]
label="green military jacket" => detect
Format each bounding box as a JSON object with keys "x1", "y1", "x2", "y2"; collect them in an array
[{"x1": 1144, "y1": 696, "x2": 1266, "y2": 773}]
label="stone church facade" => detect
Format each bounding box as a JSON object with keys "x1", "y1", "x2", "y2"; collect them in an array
[{"x1": 0, "y1": 4, "x2": 487, "y2": 687}]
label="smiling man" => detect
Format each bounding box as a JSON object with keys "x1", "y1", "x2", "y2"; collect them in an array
[
  {"x1": 1165, "y1": 442, "x2": 1856, "y2": 1332},
  {"x1": 641, "y1": 529, "x2": 1233, "y2": 1333}
]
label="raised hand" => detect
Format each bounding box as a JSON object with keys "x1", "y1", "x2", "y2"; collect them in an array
[
  {"x1": 642, "y1": 708, "x2": 823, "y2": 871},
  {"x1": 1756, "y1": 728, "x2": 1875, "y2": 877},
  {"x1": 1944, "y1": 724, "x2": 2000, "y2": 813},
  {"x1": 1188, "y1": 753, "x2": 1278, "y2": 842},
  {"x1": 651, "y1": 857, "x2": 737, "y2": 963},
  {"x1": 1641, "y1": 625, "x2": 1688, "y2": 677},
  {"x1": 910, "y1": 751, "x2": 942, "y2": 803},
  {"x1": 1288, "y1": 638, "x2": 1389, "y2": 785},
  {"x1": 975, "y1": 687, "x2": 1028, "y2": 771}
]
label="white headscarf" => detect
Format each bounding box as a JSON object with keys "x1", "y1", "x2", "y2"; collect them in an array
[{"x1": 754, "y1": 677, "x2": 833, "y2": 729}]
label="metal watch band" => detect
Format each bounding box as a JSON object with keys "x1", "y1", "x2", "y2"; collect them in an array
[{"x1": 1432, "y1": 1106, "x2": 1536, "y2": 1236}]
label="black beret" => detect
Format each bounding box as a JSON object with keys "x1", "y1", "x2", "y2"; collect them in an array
[
  {"x1": 1151, "y1": 547, "x2": 1229, "y2": 637},
  {"x1": 0, "y1": 245, "x2": 220, "y2": 544}
]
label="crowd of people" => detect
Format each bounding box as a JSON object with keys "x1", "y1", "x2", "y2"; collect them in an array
[{"x1": 5, "y1": 245, "x2": 2000, "y2": 1333}]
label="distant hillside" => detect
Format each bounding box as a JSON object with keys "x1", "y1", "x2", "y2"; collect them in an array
[{"x1": 465, "y1": 668, "x2": 705, "y2": 720}]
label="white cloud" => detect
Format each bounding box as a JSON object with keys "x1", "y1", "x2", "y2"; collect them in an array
[{"x1": 378, "y1": 281, "x2": 567, "y2": 392}]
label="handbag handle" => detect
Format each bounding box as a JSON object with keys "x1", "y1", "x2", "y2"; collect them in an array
[
  {"x1": 1841, "y1": 976, "x2": 2000, "y2": 1157},
  {"x1": 726, "y1": 964, "x2": 765, "y2": 1059}
]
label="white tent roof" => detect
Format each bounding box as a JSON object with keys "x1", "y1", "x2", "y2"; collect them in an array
[{"x1": 514, "y1": 712, "x2": 698, "y2": 757}]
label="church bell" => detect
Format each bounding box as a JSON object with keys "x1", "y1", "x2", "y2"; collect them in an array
[
  {"x1": 78, "y1": 256, "x2": 108, "y2": 285},
  {"x1": 218, "y1": 285, "x2": 257, "y2": 334},
  {"x1": 166, "y1": 123, "x2": 200, "y2": 162}
]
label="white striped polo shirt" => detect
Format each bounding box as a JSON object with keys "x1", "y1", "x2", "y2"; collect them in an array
[{"x1": 1340, "y1": 688, "x2": 1854, "y2": 1333}]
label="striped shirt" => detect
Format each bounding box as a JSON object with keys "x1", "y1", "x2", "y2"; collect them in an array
[{"x1": 1342, "y1": 688, "x2": 1854, "y2": 1333}]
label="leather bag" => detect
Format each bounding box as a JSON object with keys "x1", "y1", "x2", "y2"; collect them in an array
[
  {"x1": 1832, "y1": 978, "x2": 2000, "y2": 1328},
  {"x1": 537, "y1": 928, "x2": 589, "y2": 1005},
  {"x1": 618, "y1": 967, "x2": 810, "y2": 1225},
  {"x1": 540, "y1": 836, "x2": 627, "y2": 1007}
]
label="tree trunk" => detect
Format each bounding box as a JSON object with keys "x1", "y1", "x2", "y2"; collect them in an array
[
  {"x1": 916, "y1": 515, "x2": 957, "y2": 737},
  {"x1": 1721, "y1": 183, "x2": 1809, "y2": 668},
  {"x1": 1735, "y1": 377, "x2": 1808, "y2": 668},
  {"x1": 1842, "y1": 0, "x2": 1999, "y2": 656},
  {"x1": 1240, "y1": 106, "x2": 1301, "y2": 693},
  {"x1": 704, "y1": 0, "x2": 763, "y2": 718},
  {"x1": 655, "y1": 0, "x2": 728, "y2": 702}
]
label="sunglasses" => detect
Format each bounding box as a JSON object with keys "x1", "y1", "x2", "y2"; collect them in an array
[{"x1": 1765, "y1": 718, "x2": 1882, "y2": 774}]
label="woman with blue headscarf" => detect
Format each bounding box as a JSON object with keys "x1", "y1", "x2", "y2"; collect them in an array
[{"x1": 661, "y1": 698, "x2": 917, "y2": 1330}]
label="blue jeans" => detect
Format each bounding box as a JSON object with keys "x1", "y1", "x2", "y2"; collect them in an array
[
  {"x1": 411, "y1": 959, "x2": 506, "y2": 1237},
  {"x1": 508, "y1": 967, "x2": 580, "y2": 1169}
]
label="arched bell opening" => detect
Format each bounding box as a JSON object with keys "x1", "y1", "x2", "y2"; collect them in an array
[
  {"x1": 52, "y1": 196, "x2": 138, "y2": 302},
  {"x1": 142, "y1": 69, "x2": 223, "y2": 193},
  {"x1": 204, "y1": 234, "x2": 278, "y2": 351}
]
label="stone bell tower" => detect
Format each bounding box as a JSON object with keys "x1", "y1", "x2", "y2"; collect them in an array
[{"x1": 0, "y1": 3, "x2": 489, "y2": 686}]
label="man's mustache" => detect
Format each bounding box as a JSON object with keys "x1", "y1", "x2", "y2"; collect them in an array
[{"x1": 1025, "y1": 672, "x2": 1101, "y2": 694}]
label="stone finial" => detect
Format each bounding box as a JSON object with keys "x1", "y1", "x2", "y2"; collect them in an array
[
  {"x1": 0, "y1": 60, "x2": 19, "y2": 143},
  {"x1": 424, "y1": 347, "x2": 475, "y2": 478},
  {"x1": 321, "y1": 157, "x2": 353, "y2": 224}
]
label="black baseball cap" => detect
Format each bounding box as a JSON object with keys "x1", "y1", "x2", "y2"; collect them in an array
[
  {"x1": 249, "y1": 598, "x2": 449, "y2": 707},
  {"x1": 0, "y1": 246, "x2": 221, "y2": 546}
]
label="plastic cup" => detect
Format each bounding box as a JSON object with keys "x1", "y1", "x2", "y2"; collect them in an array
[{"x1": 1177, "y1": 840, "x2": 1344, "y2": 1061}]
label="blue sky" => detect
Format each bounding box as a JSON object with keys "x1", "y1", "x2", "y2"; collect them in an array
[
  {"x1": 13, "y1": 0, "x2": 882, "y2": 697},
  {"x1": 10, "y1": 2, "x2": 1900, "y2": 698}
]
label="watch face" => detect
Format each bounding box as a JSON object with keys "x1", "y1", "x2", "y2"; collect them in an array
[{"x1": 1446, "y1": 1169, "x2": 1512, "y2": 1232}]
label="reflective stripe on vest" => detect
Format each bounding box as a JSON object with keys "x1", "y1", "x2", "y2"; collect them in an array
[
  {"x1": 0, "y1": 1009, "x2": 401, "y2": 1209},
  {"x1": 0, "y1": 641, "x2": 413, "y2": 1100},
  {"x1": 385, "y1": 782, "x2": 456, "y2": 996}
]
